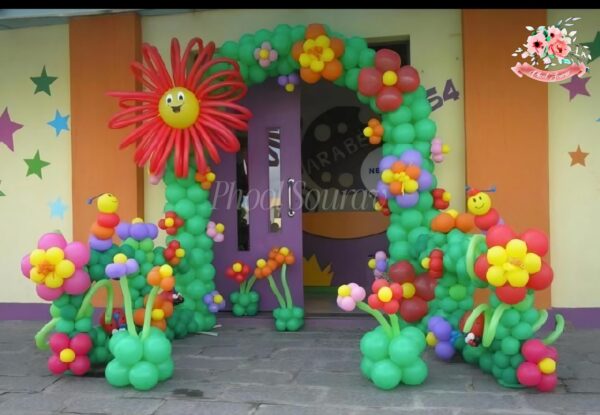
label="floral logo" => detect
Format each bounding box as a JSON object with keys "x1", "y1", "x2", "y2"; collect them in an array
[{"x1": 511, "y1": 17, "x2": 590, "y2": 82}]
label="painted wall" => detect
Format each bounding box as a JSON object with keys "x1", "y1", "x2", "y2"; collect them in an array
[
  {"x1": 0, "y1": 24, "x2": 71, "y2": 303},
  {"x1": 142, "y1": 9, "x2": 466, "y2": 230},
  {"x1": 548, "y1": 10, "x2": 600, "y2": 307}
]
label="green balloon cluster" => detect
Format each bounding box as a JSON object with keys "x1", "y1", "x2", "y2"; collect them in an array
[
  {"x1": 360, "y1": 326, "x2": 428, "y2": 390},
  {"x1": 49, "y1": 293, "x2": 91, "y2": 335},
  {"x1": 88, "y1": 326, "x2": 112, "y2": 365},
  {"x1": 230, "y1": 291, "x2": 260, "y2": 317},
  {"x1": 272, "y1": 306, "x2": 304, "y2": 332},
  {"x1": 105, "y1": 328, "x2": 173, "y2": 391}
]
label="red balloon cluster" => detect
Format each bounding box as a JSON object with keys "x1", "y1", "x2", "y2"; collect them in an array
[
  {"x1": 388, "y1": 261, "x2": 436, "y2": 323},
  {"x1": 226, "y1": 261, "x2": 251, "y2": 284},
  {"x1": 158, "y1": 211, "x2": 184, "y2": 235},
  {"x1": 428, "y1": 249, "x2": 444, "y2": 279},
  {"x1": 358, "y1": 49, "x2": 420, "y2": 112},
  {"x1": 367, "y1": 279, "x2": 403, "y2": 314},
  {"x1": 375, "y1": 196, "x2": 391, "y2": 216},
  {"x1": 474, "y1": 225, "x2": 553, "y2": 305},
  {"x1": 431, "y1": 188, "x2": 450, "y2": 210},
  {"x1": 164, "y1": 240, "x2": 184, "y2": 266}
]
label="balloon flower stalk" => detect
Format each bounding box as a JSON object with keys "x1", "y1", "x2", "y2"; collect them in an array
[{"x1": 226, "y1": 260, "x2": 261, "y2": 317}]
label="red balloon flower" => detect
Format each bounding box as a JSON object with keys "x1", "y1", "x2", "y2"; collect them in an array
[
  {"x1": 388, "y1": 261, "x2": 436, "y2": 322},
  {"x1": 226, "y1": 261, "x2": 251, "y2": 284},
  {"x1": 367, "y1": 278, "x2": 403, "y2": 314}
]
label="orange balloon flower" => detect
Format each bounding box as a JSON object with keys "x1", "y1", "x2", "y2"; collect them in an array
[{"x1": 291, "y1": 23, "x2": 345, "y2": 84}]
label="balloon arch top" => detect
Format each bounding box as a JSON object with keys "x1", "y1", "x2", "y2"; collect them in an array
[{"x1": 19, "y1": 23, "x2": 563, "y2": 393}]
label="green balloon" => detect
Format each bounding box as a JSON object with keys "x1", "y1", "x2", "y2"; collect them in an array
[
  {"x1": 341, "y1": 47, "x2": 359, "y2": 69},
  {"x1": 292, "y1": 307, "x2": 304, "y2": 319},
  {"x1": 187, "y1": 186, "x2": 208, "y2": 203},
  {"x1": 358, "y1": 48, "x2": 375, "y2": 68},
  {"x1": 230, "y1": 291, "x2": 240, "y2": 303},
  {"x1": 399, "y1": 209, "x2": 423, "y2": 230},
  {"x1": 449, "y1": 285, "x2": 467, "y2": 301},
  {"x1": 290, "y1": 25, "x2": 306, "y2": 42},
  {"x1": 388, "y1": 336, "x2": 419, "y2": 367},
  {"x1": 198, "y1": 264, "x2": 216, "y2": 282},
  {"x1": 360, "y1": 329, "x2": 390, "y2": 361},
  {"x1": 513, "y1": 293, "x2": 534, "y2": 312},
  {"x1": 239, "y1": 293, "x2": 250, "y2": 306},
  {"x1": 500, "y1": 309, "x2": 521, "y2": 328},
  {"x1": 140, "y1": 238, "x2": 154, "y2": 252},
  {"x1": 56, "y1": 319, "x2": 75, "y2": 334},
  {"x1": 143, "y1": 335, "x2": 172, "y2": 364},
  {"x1": 276, "y1": 59, "x2": 293, "y2": 75},
  {"x1": 370, "y1": 359, "x2": 402, "y2": 390},
  {"x1": 249, "y1": 65, "x2": 267, "y2": 84},
  {"x1": 184, "y1": 216, "x2": 207, "y2": 236},
  {"x1": 440, "y1": 297, "x2": 458, "y2": 312},
  {"x1": 494, "y1": 323, "x2": 509, "y2": 340},
  {"x1": 129, "y1": 361, "x2": 159, "y2": 391},
  {"x1": 392, "y1": 123, "x2": 416, "y2": 144},
  {"x1": 510, "y1": 353, "x2": 524, "y2": 368},
  {"x1": 249, "y1": 291, "x2": 260, "y2": 302},
  {"x1": 389, "y1": 241, "x2": 410, "y2": 260},
  {"x1": 414, "y1": 119, "x2": 437, "y2": 142},
  {"x1": 105, "y1": 359, "x2": 131, "y2": 387},
  {"x1": 166, "y1": 184, "x2": 186, "y2": 203},
  {"x1": 402, "y1": 358, "x2": 428, "y2": 385},
  {"x1": 502, "y1": 367, "x2": 518, "y2": 385},
  {"x1": 347, "y1": 36, "x2": 367, "y2": 50},
  {"x1": 386, "y1": 224, "x2": 407, "y2": 242},
  {"x1": 356, "y1": 92, "x2": 370, "y2": 104},
  {"x1": 156, "y1": 357, "x2": 174, "y2": 381},
  {"x1": 286, "y1": 317, "x2": 303, "y2": 331},
  {"x1": 400, "y1": 327, "x2": 426, "y2": 353},
  {"x1": 177, "y1": 233, "x2": 196, "y2": 251},
  {"x1": 197, "y1": 201, "x2": 213, "y2": 218},
  {"x1": 60, "y1": 304, "x2": 77, "y2": 320},
  {"x1": 462, "y1": 345, "x2": 482, "y2": 363},
  {"x1": 174, "y1": 199, "x2": 195, "y2": 220},
  {"x1": 388, "y1": 106, "x2": 412, "y2": 125},
  {"x1": 186, "y1": 280, "x2": 206, "y2": 300},
  {"x1": 479, "y1": 352, "x2": 493, "y2": 373},
  {"x1": 232, "y1": 303, "x2": 245, "y2": 316},
  {"x1": 272, "y1": 33, "x2": 292, "y2": 56},
  {"x1": 114, "y1": 335, "x2": 143, "y2": 366},
  {"x1": 219, "y1": 41, "x2": 239, "y2": 59},
  {"x1": 239, "y1": 63, "x2": 249, "y2": 83},
  {"x1": 75, "y1": 318, "x2": 92, "y2": 333},
  {"x1": 415, "y1": 192, "x2": 433, "y2": 210},
  {"x1": 360, "y1": 356, "x2": 374, "y2": 379},
  {"x1": 411, "y1": 98, "x2": 432, "y2": 121},
  {"x1": 254, "y1": 29, "x2": 271, "y2": 44},
  {"x1": 501, "y1": 336, "x2": 521, "y2": 355},
  {"x1": 274, "y1": 23, "x2": 292, "y2": 34},
  {"x1": 238, "y1": 42, "x2": 256, "y2": 66},
  {"x1": 521, "y1": 308, "x2": 539, "y2": 325},
  {"x1": 493, "y1": 351, "x2": 510, "y2": 369},
  {"x1": 275, "y1": 319, "x2": 287, "y2": 331},
  {"x1": 239, "y1": 33, "x2": 254, "y2": 45},
  {"x1": 408, "y1": 227, "x2": 429, "y2": 245},
  {"x1": 246, "y1": 303, "x2": 259, "y2": 316},
  {"x1": 511, "y1": 322, "x2": 533, "y2": 340}
]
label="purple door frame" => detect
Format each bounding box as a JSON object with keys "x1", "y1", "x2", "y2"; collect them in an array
[{"x1": 212, "y1": 78, "x2": 303, "y2": 311}]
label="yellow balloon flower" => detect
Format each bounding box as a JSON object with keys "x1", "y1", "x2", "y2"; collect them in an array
[{"x1": 487, "y1": 246, "x2": 508, "y2": 267}]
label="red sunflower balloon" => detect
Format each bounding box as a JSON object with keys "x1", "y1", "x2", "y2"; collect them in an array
[{"x1": 108, "y1": 38, "x2": 252, "y2": 179}]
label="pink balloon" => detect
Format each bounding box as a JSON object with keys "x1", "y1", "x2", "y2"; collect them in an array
[
  {"x1": 397, "y1": 65, "x2": 420, "y2": 92},
  {"x1": 546, "y1": 346, "x2": 559, "y2": 361},
  {"x1": 358, "y1": 67, "x2": 383, "y2": 97},
  {"x1": 63, "y1": 270, "x2": 91, "y2": 295},
  {"x1": 375, "y1": 48, "x2": 401, "y2": 71},
  {"x1": 486, "y1": 224, "x2": 516, "y2": 247},
  {"x1": 517, "y1": 362, "x2": 542, "y2": 387},
  {"x1": 38, "y1": 232, "x2": 67, "y2": 250},
  {"x1": 70, "y1": 333, "x2": 93, "y2": 355},
  {"x1": 337, "y1": 296, "x2": 356, "y2": 312},
  {"x1": 48, "y1": 355, "x2": 69, "y2": 375},
  {"x1": 537, "y1": 373, "x2": 558, "y2": 392},
  {"x1": 521, "y1": 229, "x2": 549, "y2": 257},
  {"x1": 21, "y1": 254, "x2": 32, "y2": 278},
  {"x1": 214, "y1": 233, "x2": 224, "y2": 243},
  {"x1": 522, "y1": 339, "x2": 547, "y2": 363},
  {"x1": 49, "y1": 333, "x2": 70, "y2": 354},
  {"x1": 206, "y1": 228, "x2": 217, "y2": 238},
  {"x1": 36, "y1": 284, "x2": 63, "y2": 301},
  {"x1": 69, "y1": 355, "x2": 91, "y2": 376},
  {"x1": 64, "y1": 242, "x2": 90, "y2": 268},
  {"x1": 349, "y1": 283, "x2": 366, "y2": 302},
  {"x1": 376, "y1": 86, "x2": 403, "y2": 112}
]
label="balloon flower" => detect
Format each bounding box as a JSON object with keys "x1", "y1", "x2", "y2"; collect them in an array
[
  {"x1": 277, "y1": 73, "x2": 300, "y2": 92},
  {"x1": 431, "y1": 188, "x2": 451, "y2": 210},
  {"x1": 377, "y1": 150, "x2": 433, "y2": 208},
  {"x1": 254, "y1": 41, "x2": 278, "y2": 68},
  {"x1": 195, "y1": 167, "x2": 216, "y2": 190},
  {"x1": 421, "y1": 249, "x2": 444, "y2": 279},
  {"x1": 374, "y1": 196, "x2": 390, "y2": 216},
  {"x1": 363, "y1": 118, "x2": 384, "y2": 145},
  {"x1": 227, "y1": 261, "x2": 260, "y2": 317},
  {"x1": 206, "y1": 221, "x2": 225, "y2": 243},
  {"x1": 116, "y1": 218, "x2": 159, "y2": 242},
  {"x1": 388, "y1": 260, "x2": 436, "y2": 323},
  {"x1": 426, "y1": 316, "x2": 460, "y2": 361},
  {"x1": 517, "y1": 339, "x2": 559, "y2": 392},
  {"x1": 430, "y1": 138, "x2": 450, "y2": 163},
  {"x1": 291, "y1": 23, "x2": 344, "y2": 84},
  {"x1": 105, "y1": 253, "x2": 139, "y2": 280},
  {"x1": 108, "y1": 37, "x2": 252, "y2": 178},
  {"x1": 133, "y1": 291, "x2": 174, "y2": 331},
  {"x1": 368, "y1": 251, "x2": 388, "y2": 279},
  {"x1": 336, "y1": 283, "x2": 366, "y2": 311},
  {"x1": 158, "y1": 211, "x2": 184, "y2": 236},
  {"x1": 147, "y1": 265, "x2": 176, "y2": 292},
  {"x1": 48, "y1": 332, "x2": 93, "y2": 376},
  {"x1": 21, "y1": 232, "x2": 91, "y2": 301},
  {"x1": 164, "y1": 240, "x2": 185, "y2": 266},
  {"x1": 203, "y1": 290, "x2": 226, "y2": 313}
]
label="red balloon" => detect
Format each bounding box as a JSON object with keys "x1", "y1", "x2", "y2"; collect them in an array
[
  {"x1": 474, "y1": 208, "x2": 500, "y2": 231},
  {"x1": 383, "y1": 300, "x2": 400, "y2": 314},
  {"x1": 358, "y1": 67, "x2": 383, "y2": 97},
  {"x1": 459, "y1": 311, "x2": 485, "y2": 337},
  {"x1": 517, "y1": 362, "x2": 542, "y2": 387},
  {"x1": 97, "y1": 213, "x2": 120, "y2": 228},
  {"x1": 474, "y1": 255, "x2": 489, "y2": 281},
  {"x1": 368, "y1": 293, "x2": 383, "y2": 309},
  {"x1": 225, "y1": 268, "x2": 235, "y2": 278},
  {"x1": 396, "y1": 65, "x2": 420, "y2": 92},
  {"x1": 390, "y1": 282, "x2": 403, "y2": 299},
  {"x1": 400, "y1": 297, "x2": 428, "y2": 322},
  {"x1": 389, "y1": 261, "x2": 415, "y2": 284},
  {"x1": 496, "y1": 285, "x2": 527, "y2": 305},
  {"x1": 371, "y1": 278, "x2": 389, "y2": 293},
  {"x1": 414, "y1": 274, "x2": 436, "y2": 301},
  {"x1": 70, "y1": 333, "x2": 92, "y2": 355},
  {"x1": 70, "y1": 355, "x2": 91, "y2": 376},
  {"x1": 521, "y1": 229, "x2": 549, "y2": 257},
  {"x1": 537, "y1": 373, "x2": 557, "y2": 392},
  {"x1": 242, "y1": 264, "x2": 250, "y2": 275},
  {"x1": 375, "y1": 49, "x2": 401, "y2": 71},
  {"x1": 486, "y1": 224, "x2": 516, "y2": 247},
  {"x1": 376, "y1": 86, "x2": 403, "y2": 112},
  {"x1": 527, "y1": 262, "x2": 553, "y2": 290}
]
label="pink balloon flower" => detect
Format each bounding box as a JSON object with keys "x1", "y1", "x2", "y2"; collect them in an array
[
  {"x1": 516, "y1": 339, "x2": 559, "y2": 392},
  {"x1": 47, "y1": 332, "x2": 93, "y2": 376}
]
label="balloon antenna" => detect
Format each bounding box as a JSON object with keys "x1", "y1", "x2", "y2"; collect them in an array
[{"x1": 86, "y1": 193, "x2": 104, "y2": 205}]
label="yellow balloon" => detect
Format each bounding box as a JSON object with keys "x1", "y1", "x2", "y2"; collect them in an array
[
  {"x1": 321, "y1": 47, "x2": 334, "y2": 62},
  {"x1": 506, "y1": 268, "x2": 529, "y2": 287},
  {"x1": 113, "y1": 253, "x2": 128, "y2": 264},
  {"x1": 259, "y1": 49, "x2": 269, "y2": 60},
  {"x1": 377, "y1": 286, "x2": 393, "y2": 302},
  {"x1": 310, "y1": 59, "x2": 325, "y2": 73},
  {"x1": 132, "y1": 217, "x2": 144, "y2": 224},
  {"x1": 284, "y1": 84, "x2": 295, "y2": 93},
  {"x1": 175, "y1": 248, "x2": 185, "y2": 258},
  {"x1": 421, "y1": 257, "x2": 431, "y2": 269},
  {"x1": 30, "y1": 268, "x2": 44, "y2": 283},
  {"x1": 487, "y1": 246, "x2": 508, "y2": 267},
  {"x1": 442, "y1": 191, "x2": 451, "y2": 202},
  {"x1": 303, "y1": 39, "x2": 315, "y2": 52},
  {"x1": 404, "y1": 180, "x2": 418, "y2": 193},
  {"x1": 158, "y1": 87, "x2": 200, "y2": 129},
  {"x1": 159, "y1": 264, "x2": 173, "y2": 278},
  {"x1": 523, "y1": 253, "x2": 542, "y2": 274},
  {"x1": 382, "y1": 70, "x2": 398, "y2": 86},
  {"x1": 367, "y1": 259, "x2": 376, "y2": 269},
  {"x1": 338, "y1": 284, "x2": 351, "y2": 297},
  {"x1": 381, "y1": 169, "x2": 394, "y2": 184},
  {"x1": 60, "y1": 348, "x2": 76, "y2": 363},
  {"x1": 152, "y1": 309, "x2": 165, "y2": 321},
  {"x1": 164, "y1": 218, "x2": 175, "y2": 227},
  {"x1": 215, "y1": 223, "x2": 225, "y2": 233},
  {"x1": 232, "y1": 263, "x2": 242, "y2": 273},
  {"x1": 426, "y1": 331, "x2": 438, "y2": 346},
  {"x1": 486, "y1": 266, "x2": 507, "y2": 287},
  {"x1": 402, "y1": 282, "x2": 416, "y2": 299},
  {"x1": 97, "y1": 193, "x2": 119, "y2": 214},
  {"x1": 206, "y1": 172, "x2": 216, "y2": 182},
  {"x1": 446, "y1": 209, "x2": 458, "y2": 219},
  {"x1": 506, "y1": 239, "x2": 527, "y2": 259},
  {"x1": 363, "y1": 126, "x2": 373, "y2": 137},
  {"x1": 29, "y1": 249, "x2": 46, "y2": 266},
  {"x1": 538, "y1": 357, "x2": 556, "y2": 374},
  {"x1": 55, "y1": 260, "x2": 75, "y2": 279},
  {"x1": 46, "y1": 247, "x2": 65, "y2": 265},
  {"x1": 279, "y1": 247, "x2": 290, "y2": 256},
  {"x1": 315, "y1": 35, "x2": 330, "y2": 48},
  {"x1": 214, "y1": 294, "x2": 224, "y2": 304},
  {"x1": 256, "y1": 259, "x2": 267, "y2": 268},
  {"x1": 299, "y1": 53, "x2": 311, "y2": 68},
  {"x1": 45, "y1": 274, "x2": 64, "y2": 289}
]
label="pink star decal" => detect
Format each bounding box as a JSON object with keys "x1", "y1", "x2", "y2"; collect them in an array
[{"x1": 0, "y1": 108, "x2": 24, "y2": 152}]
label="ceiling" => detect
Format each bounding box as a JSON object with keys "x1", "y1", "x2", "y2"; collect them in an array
[{"x1": 0, "y1": 9, "x2": 206, "y2": 30}]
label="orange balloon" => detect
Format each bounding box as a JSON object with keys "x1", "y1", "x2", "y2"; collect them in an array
[
  {"x1": 455, "y1": 212, "x2": 475, "y2": 233},
  {"x1": 133, "y1": 308, "x2": 145, "y2": 326},
  {"x1": 160, "y1": 277, "x2": 175, "y2": 292},
  {"x1": 152, "y1": 320, "x2": 167, "y2": 331},
  {"x1": 300, "y1": 67, "x2": 321, "y2": 84},
  {"x1": 261, "y1": 266, "x2": 272, "y2": 277},
  {"x1": 373, "y1": 125, "x2": 384, "y2": 136},
  {"x1": 431, "y1": 213, "x2": 455, "y2": 233},
  {"x1": 147, "y1": 271, "x2": 161, "y2": 287},
  {"x1": 162, "y1": 302, "x2": 174, "y2": 317},
  {"x1": 322, "y1": 59, "x2": 343, "y2": 81},
  {"x1": 267, "y1": 259, "x2": 278, "y2": 270},
  {"x1": 330, "y1": 37, "x2": 345, "y2": 57},
  {"x1": 305, "y1": 23, "x2": 326, "y2": 39},
  {"x1": 285, "y1": 254, "x2": 295, "y2": 265},
  {"x1": 275, "y1": 253, "x2": 285, "y2": 264},
  {"x1": 391, "y1": 161, "x2": 405, "y2": 173},
  {"x1": 405, "y1": 165, "x2": 421, "y2": 179},
  {"x1": 254, "y1": 268, "x2": 262, "y2": 278},
  {"x1": 291, "y1": 41, "x2": 304, "y2": 60},
  {"x1": 90, "y1": 222, "x2": 114, "y2": 240},
  {"x1": 389, "y1": 181, "x2": 403, "y2": 195},
  {"x1": 368, "y1": 119, "x2": 379, "y2": 128}
]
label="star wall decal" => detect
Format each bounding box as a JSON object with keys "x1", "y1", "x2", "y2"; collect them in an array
[
  {"x1": 30, "y1": 66, "x2": 58, "y2": 96},
  {"x1": 560, "y1": 76, "x2": 591, "y2": 101},
  {"x1": 569, "y1": 145, "x2": 589, "y2": 167},
  {"x1": 47, "y1": 110, "x2": 70, "y2": 136},
  {"x1": 49, "y1": 197, "x2": 68, "y2": 219},
  {"x1": 24, "y1": 150, "x2": 51, "y2": 179},
  {"x1": 0, "y1": 107, "x2": 24, "y2": 152},
  {"x1": 583, "y1": 31, "x2": 600, "y2": 64}
]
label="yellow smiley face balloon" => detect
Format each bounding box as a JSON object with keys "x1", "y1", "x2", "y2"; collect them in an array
[
  {"x1": 98, "y1": 193, "x2": 119, "y2": 214},
  {"x1": 467, "y1": 192, "x2": 492, "y2": 216},
  {"x1": 158, "y1": 87, "x2": 200, "y2": 129}
]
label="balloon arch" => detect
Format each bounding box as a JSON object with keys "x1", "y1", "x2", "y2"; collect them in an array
[{"x1": 19, "y1": 23, "x2": 563, "y2": 393}]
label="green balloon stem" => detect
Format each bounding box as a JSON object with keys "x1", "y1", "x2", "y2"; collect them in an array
[
  {"x1": 280, "y1": 264, "x2": 294, "y2": 308},
  {"x1": 498, "y1": 379, "x2": 525, "y2": 389},
  {"x1": 356, "y1": 301, "x2": 393, "y2": 338},
  {"x1": 239, "y1": 280, "x2": 247, "y2": 294},
  {"x1": 119, "y1": 277, "x2": 138, "y2": 337},
  {"x1": 267, "y1": 275, "x2": 287, "y2": 309},
  {"x1": 34, "y1": 317, "x2": 59, "y2": 350},
  {"x1": 532, "y1": 309, "x2": 549, "y2": 332},
  {"x1": 466, "y1": 234, "x2": 486, "y2": 282},
  {"x1": 76, "y1": 279, "x2": 114, "y2": 324},
  {"x1": 141, "y1": 285, "x2": 160, "y2": 341},
  {"x1": 482, "y1": 304, "x2": 508, "y2": 347},
  {"x1": 463, "y1": 303, "x2": 490, "y2": 333},
  {"x1": 389, "y1": 314, "x2": 401, "y2": 337},
  {"x1": 543, "y1": 314, "x2": 565, "y2": 345},
  {"x1": 244, "y1": 276, "x2": 257, "y2": 294}
]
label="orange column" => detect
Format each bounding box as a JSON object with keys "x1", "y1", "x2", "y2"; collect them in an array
[{"x1": 462, "y1": 10, "x2": 550, "y2": 307}]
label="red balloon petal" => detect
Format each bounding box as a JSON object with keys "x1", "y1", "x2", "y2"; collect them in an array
[
  {"x1": 375, "y1": 49, "x2": 402, "y2": 71},
  {"x1": 520, "y1": 229, "x2": 549, "y2": 257},
  {"x1": 389, "y1": 261, "x2": 415, "y2": 284},
  {"x1": 474, "y1": 255, "x2": 490, "y2": 281},
  {"x1": 496, "y1": 285, "x2": 527, "y2": 305},
  {"x1": 527, "y1": 262, "x2": 553, "y2": 291},
  {"x1": 358, "y1": 67, "x2": 383, "y2": 97},
  {"x1": 414, "y1": 274, "x2": 436, "y2": 301},
  {"x1": 486, "y1": 224, "x2": 517, "y2": 247},
  {"x1": 383, "y1": 300, "x2": 400, "y2": 314},
  {"x1": 368, "y1": 293, "x2": 383, "y2": 310},
  {"x1": 396, "y1": 65, "x2": 420, "y2": 92},
  {"x1": 376, "y1": 86, "x2": 403, "y2": 112},
  {"x1": 390, "y1": 282, "x2": 403, "y2": 299},
  {"x1": 474, "y1": 208, "x2": 500, "y2": 231},
  {"x1": 400, "y1": 297, "x2": 428, "y2": 323},
  {"x1": 371, "y1": 278, "x2": 389, "y2": 293}
]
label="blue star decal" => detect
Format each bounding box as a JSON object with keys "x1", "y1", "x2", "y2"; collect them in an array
[
  {"x1": 47, "y1": 110, "x2": 70, "y2": 136},
  {"x1": 49, "y1": 197, "x2": 68, "y2": 219}
]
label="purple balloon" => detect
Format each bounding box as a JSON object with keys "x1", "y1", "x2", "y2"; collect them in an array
[
  {"x1": 277, "y1": 75, "x2": 287, "y2": 87},
  {"x1": 208, "y1": 304, "x2": 219, "y2": 313},
  {"x1": 433, "y1": 320, "x2": 452, "y2": 341},
  {"x1": 377, "y1": 181, "x2": 391, "y2": 200},
  {"x1": 417, "y1": 170, "x2": 433, "y2": 191},
  {"x1": 396, "y1": 192, "x2": 419, "y2": 208},
  {"x1": 428, "y1": 316, "x2": 444, "y2": 331},
  {"x1": 379, "y1": 155, "x2": 398, "y2": 171},
  {"x1": 435, "y1": 341, "x2": 456, "y2": 361},
  {"x1": 125, "y1": 259, "x2": 139, "y2": 275},
  {"x1": 116, "y1": 223, "x2": 130, "y2": 240},
  {"x1": 376, "y1": 259, "x2": 387, "y2": 272},
  {"x1": 89, "y1": 235, "x2": 113, "y2": 252},
  {"x1": 146, "y1": 224, "x2": 159, "y2": 240},
  {"x1": 288, "y1": 73, "x2": 300, "y2": 84},
  {"x1": 203, "y1": 294, "x2": 213, "y2": 304},
  {"x1": 130, "y1": 223, "x2": 147, "y2": 240},
  {"x1": 105, "y1": 263, "x2": 126, "y2": 279},
  {"x1": 400, "y1": 149, "x2": 422, "y2": 166},
  {"x1": 375, "y1": 251, "x2": 387, "y2": 261}
]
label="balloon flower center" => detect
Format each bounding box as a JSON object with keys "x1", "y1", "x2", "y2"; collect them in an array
[
  {"x1": 426, "y1": 332, "x2": 438, "y2": 346},
  {"x1": 382, "y1": 70, "x2": 398, "y2": 86},
  {"x1": 377, "y1": 286, "x2": 393, "y2": 302},
  {"x1": 164, "y1": 218, "x2": 175, "y2": 227},
  {"x1": 538, "y1": 357, "x2": 556, "y2": 374},
  {"x1": 158, "y1": 87, "x2": 200, "y2": 129},
  {"x1": 59, "y1": 348, "x2": 76, "y2": 363},
  {"x1": 38, "y1": 261, "x2": 55, "y2": 276},
  {"x1": 152, "y1": 309, "x2": 165, "y2": 321},
  {"x1": 402, "y1": 282, "x2": 416, "y2": 299},
  {"x1": 259, "y1": 49, "x2": 270, "y2": 59},
  {"x1": 214, "y1": 294, "x2": 224, "y2": 304},
  {"x1": 338, "y1": 284, "x2": 351, "y2": 297}
]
